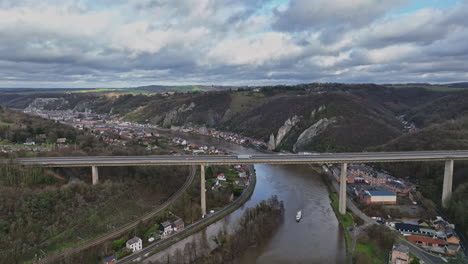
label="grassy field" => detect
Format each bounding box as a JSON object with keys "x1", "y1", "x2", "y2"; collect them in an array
[
  {"x1": 355, "y1": 240, "x2": 387, "y2": 264},
  {"x1": 329, "y1": 192, "x2": 354, "y2": 249},
  {"x1": 229, "y1": 91, "x2": 265, "y2": 113},
  {"x1": 386, "y1": 85, "x2": 467, "y2": 92},
  {"x1": 0, "y1": 121, "x2": 13, "y2": 127}
]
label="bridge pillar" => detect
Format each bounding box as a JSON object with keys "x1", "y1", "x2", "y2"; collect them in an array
[
  {"x1": 200, "y1": 165, "x2": 206, "y2": 217},
  {"x1": 92, "y1": 166, "x2": 99, "y2": 185},
  {"x1": 442, "y1": 160, "x2": 454, "y2": 208},
  {"x1": 339, "y1": 163, "x2": 347, "y2": 215}
]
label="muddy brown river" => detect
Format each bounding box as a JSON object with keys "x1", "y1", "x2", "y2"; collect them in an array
[{"x1": 143, "y1": 132, "x2": 346, "y2": 263}]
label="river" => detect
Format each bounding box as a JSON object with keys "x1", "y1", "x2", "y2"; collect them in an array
[{"x1": 143, "y1": 131, "x2": 346, "y2": 264}]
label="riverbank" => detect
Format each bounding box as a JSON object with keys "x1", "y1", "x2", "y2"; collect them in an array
[
  {"x1": 190, "y1": 196, "x2": 285, "y2": 264},
  {"x1": 135, "y1": 131, "x2": 346, "y2": 264},
  {"x1": 117, "y1": 165, "x2": 257, "y2": 263}
]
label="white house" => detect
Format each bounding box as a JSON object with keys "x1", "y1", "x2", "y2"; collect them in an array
[
  {"x1": 217, "y1": 173, "x2": 226, "y2": 181},
  {"x1": 159, "y1": 221, "x2": 173, "y2": 237},
  {"x1": 126, "y1": 237, "x2": 142, "y2": 252}
]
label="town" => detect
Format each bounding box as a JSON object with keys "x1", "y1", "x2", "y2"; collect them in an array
[
  {"x1": 328, "y1": 163, "x2": 463, "y2": 262},
  {"x1": 1, "y1": 106, "x2": 465, "y2": 263}
]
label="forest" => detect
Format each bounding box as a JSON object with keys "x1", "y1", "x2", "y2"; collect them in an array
[
  {"x1": 147, "y1": 196, "x2": 285, "y2": 264},
  {"x1": 0, "y1": 162, "x2": 189, "y2": 263}
]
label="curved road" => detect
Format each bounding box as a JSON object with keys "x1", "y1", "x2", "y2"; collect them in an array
[
  {"x1": 117, "y1": 165, "x2": 257, "y2": 264},
  {"x1": 35, "y1": 165, "x2": 197, "y2": 264}
]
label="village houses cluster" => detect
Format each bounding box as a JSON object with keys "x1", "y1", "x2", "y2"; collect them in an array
[
  {"x1": 104, "y1": 216, "x2": 185, "y2": 264},
  {"x1": 329, "y1": 163, "x2": 463, "y2": 258},
  {"x1": 170, "y1": 125, "x2": 267, "y2": 149}
]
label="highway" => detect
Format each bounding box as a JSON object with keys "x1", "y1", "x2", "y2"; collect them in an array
[
  {"x1": 8, "y1": 150, "x2": 468, "y2": 167},
  {"x1": 34, "y1": 165, "x2": 197, "y2": 264}
]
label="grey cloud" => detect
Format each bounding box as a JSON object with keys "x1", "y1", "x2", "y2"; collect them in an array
[{"x1": 272, "y1": 0, "x2": 409, "y2": 32}]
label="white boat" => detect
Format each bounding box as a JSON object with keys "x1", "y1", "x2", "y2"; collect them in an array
[{"x1": 296, "y1": 210, "x2": 302, "y2": 222}]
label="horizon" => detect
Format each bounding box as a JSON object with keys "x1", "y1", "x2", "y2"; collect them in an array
[{"x1": 1, "y1": 81, "x2": 468, "y2": 90}]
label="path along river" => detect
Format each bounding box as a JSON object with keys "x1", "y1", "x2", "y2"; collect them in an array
[{"x1": 143, "y1": 131, "x2": 346, "y2": 264}]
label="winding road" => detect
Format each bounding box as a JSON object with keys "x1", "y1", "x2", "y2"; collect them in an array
[
  {"x1": 35, "y1": 165, "x2": 197, "y2": 264},
  {"x1": 116, "y1": 165, "x2": 257, "y2": 264}
]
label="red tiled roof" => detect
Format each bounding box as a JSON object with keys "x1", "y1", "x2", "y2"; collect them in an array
[{"x1": 407, "y1": 236, "x2": 446, "y2": 245}]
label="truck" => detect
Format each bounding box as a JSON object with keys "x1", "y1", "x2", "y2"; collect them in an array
[{"x1": 237, "y1": 155, "x2": 252, "y2": 159}]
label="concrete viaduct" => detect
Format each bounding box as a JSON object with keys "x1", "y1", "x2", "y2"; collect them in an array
[{"x1": 7, "y1": 150, "x2": 468, "y2": 215}]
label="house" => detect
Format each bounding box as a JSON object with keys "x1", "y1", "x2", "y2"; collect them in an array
[
  {"x1": 172, "y1": 218, "x2": 184, "y2": 231},
  {"x1": 56, "y1": 138, "x2": 67, "y2": 143},
  {"x1": 159, "y1": 221, "x2": 173, "y2": 237},
  {"x1": 407, "y1": 235, "x2": 446, "y2": 248},
  {"x1": 126, "y1": 237, "x2": 142, "y2": 252},
  {"x1": 390, "y1": 244, "x2": 409, "y2": 264},
  {"x1": 361, "y1": 190, "x2": 397, "y2": 205},
  {"x1": 395, "y1": 223, "x2": 420, "y2": 234},
  {"x1": 103, "y1": 255, "x2": 117, "y2": 264},
  {"x1": 217, "y1": 173, "x2": 226, "y2": 181},
  {"x1": 24, "y1": 138, "x2": 35, "y2": 145},
  {"x1": 446, "y1": 236, "x2": 461, "y2": 255}
]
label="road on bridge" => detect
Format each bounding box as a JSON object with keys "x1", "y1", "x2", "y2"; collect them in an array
[{"x1": 10, "y1": 150, "x2": 468, "y2": 167}]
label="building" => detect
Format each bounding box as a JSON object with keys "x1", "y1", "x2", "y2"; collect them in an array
[
  {"x1": 56, "y1": 138, "x2": 67, "y2": 143},
  {"x1": 395, "y1": 223, "x2": 421, "y2": 234},
  {"x1": 103, "y1": 255, "x2": 117, "y2": 264},
  {"x1": 172, "y1": 218, "x2": 184, "y2": 232},
  {"x1": 362, "y1": 190, "x2": 397, "y2": 205},
  {"x1": 159, "y1": 221, "x2": 173, "y2": 237},
  {"x1": 126, "y1": 237, "x2": 142, "y2": 252},
  {"x1": 217, "y1": 173, "x2": 226, "y2": 181},
  {"x1": 386, "y1": 180, "x2": 412, "y2": 196},
  {"x1": 390, "y1": 244, "x2": 410, "y2": 264},
  {"x1": 407, "y1": 236, "x2": 446, "y2": 248},
  {"x1": 446, "y1": 236, "x2": 461, "y2": 255},
  {"x1": 24, "y1": 138, "x2": 35, "y2": 145}
]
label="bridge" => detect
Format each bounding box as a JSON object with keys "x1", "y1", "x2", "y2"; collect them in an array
[{"x1": 6, "y1": 150, "x2": 468, "y2": 215}]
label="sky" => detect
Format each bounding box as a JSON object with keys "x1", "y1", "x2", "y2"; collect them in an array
[{"x1": 0, "y1": 0, "x2": 467, "y2": 88}]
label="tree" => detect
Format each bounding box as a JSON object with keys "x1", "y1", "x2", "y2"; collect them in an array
[{"x1": 447, "y1": 253, "x2": 468, "y2": 264}]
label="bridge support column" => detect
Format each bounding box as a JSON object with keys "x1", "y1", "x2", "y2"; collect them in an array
[
  {"x1": 442, "y1": 160, "x2": 454, "y2": 208},
  {"x1": 339, "y1": 163, "x2": 347, "y2": 215},
  {"x1": 92, "y1": 166, "x2": 99, "y2": 185},
  {"x1": 200, "y1": 165, "x2": 206, "y2": 217}
]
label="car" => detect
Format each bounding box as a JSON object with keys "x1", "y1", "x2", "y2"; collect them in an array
[{"x1": 186, "y1": 158, "x2": 193, "y2": 160}]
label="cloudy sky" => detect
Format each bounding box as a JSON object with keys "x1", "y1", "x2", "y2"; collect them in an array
[{"x1": 0, "y1": 0, "x2": 467, "y2": 88}]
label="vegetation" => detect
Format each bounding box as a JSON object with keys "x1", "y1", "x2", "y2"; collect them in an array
[
  {"x1": 374, "y1": 117, "x2": 468, "y2": 238},
  {"x1": 148, "y1": 196, "x2": 284, "y2": 264},
  {"x1": 0, "y1": 163, "x2": 189, "y2": 264},
  {"x1": 353, "y1": 225, "x2": 397, "y2": 264},
  {"x1": 329, "y1": 192, "x2": 354, "y2": 248}
]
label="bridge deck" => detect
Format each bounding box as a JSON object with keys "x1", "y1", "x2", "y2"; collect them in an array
[{"x1": 5, "y1": 150, "x2": 468, "y2": 167}]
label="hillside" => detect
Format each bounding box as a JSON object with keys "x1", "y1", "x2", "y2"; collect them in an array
[
  {"x1": 373, "y1": 118, "x2": 468, "y2": 238},
  {"x1": 1, "y1": 83, "x2": 460, "y2": 153},
  {"x1": 404, "y1": 91, "x2": 468, "y2": 128}
]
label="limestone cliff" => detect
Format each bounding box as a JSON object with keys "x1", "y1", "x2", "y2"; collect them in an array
[
  {"x1": 162, "y1": 102, "x2": 196, "y2": 127},
  {"x1": 293, "y1": 117, "x2": 337, "y2": 152},
  {"x1": 268, "y1": 115, "x2": 300, "y2": 150}
]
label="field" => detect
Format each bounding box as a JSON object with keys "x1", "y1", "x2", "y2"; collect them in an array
[
  {"x1": 385, "y1": 84, "x2": 467, "y2": 92},
  {"x1": 0, "y1": 121, "x2": 13, "y2": 127}
]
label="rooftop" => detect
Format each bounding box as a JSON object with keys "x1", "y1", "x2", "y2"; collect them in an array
[
  {"x1": 393, "y1": 244, "x2": 410, "y2": 254},
  {"x1": 126, "y1": 236, "x2": 141, "y2": 245},
  {"x1": 367, "y1": 190, "x2": 396, "y2": 196},
  {"x1": 104, "y1": 255, "x2": 117, "y2": 262}
]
